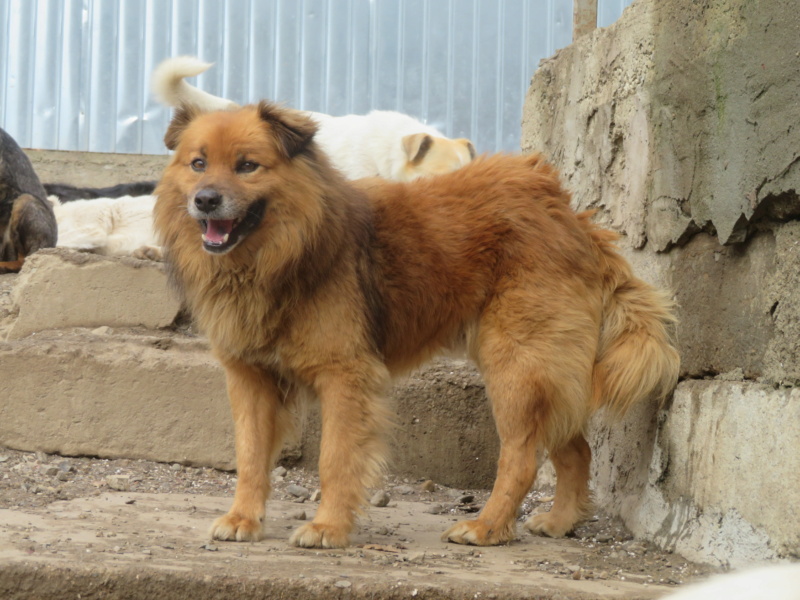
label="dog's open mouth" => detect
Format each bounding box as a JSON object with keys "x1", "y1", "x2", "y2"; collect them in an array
[
  {"x1": 201, "y1": 218, "x2": 238, "y2": 249},
  {"x1": 197, "y1": 199, "x2": 267, "y2": 254}
]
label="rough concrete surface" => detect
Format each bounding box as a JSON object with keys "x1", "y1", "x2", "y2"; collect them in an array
[
  {"x1": 8, "y1": 248, "x2": 181, "y2": 339},
  {"x1": 522, "y1": 0, "x2": 800, "y2": 249},
  {"x1": 0, "y1": 490, "x2": 678, "y2": 600},
  {"x1": 28, "y1": 149, "x2": 167, "y2": 188},
  {"x1": 1, "y1": 444, "x2": 718, "y2": 600},
  {"x1": 522, "y1": 0, "x2": 800, "y2": 568}
]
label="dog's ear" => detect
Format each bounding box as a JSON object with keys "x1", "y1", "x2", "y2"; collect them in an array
[
  {"x1": 457, "y1": 138, "x2": 477, "y2": 160},
  {"x1": 164, "y1": 105, "x2": 200, "y2": 150},
  {"x1": 257, "y1": 101, "x2": 317, "y2": 159},
  {"x1": 402, "y1": 133, "x2": 433, "y2": 164}
]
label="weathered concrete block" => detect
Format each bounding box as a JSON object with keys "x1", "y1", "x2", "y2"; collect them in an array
[
  {"x1": 0, "y1": 324, "x2": 499, "y2": 488},
  {"x1": 0, "y1": 331, "x2": 235, "y2": 470},
  {"x1": 522, "y1": 0, "x2": 800, "y2": 249},
  {"x1": 617, "y1": 380, "x2": 800, "y2": 567},
  {"x1": 8, "y1": 248, "x2": 181, "y2": 339}
]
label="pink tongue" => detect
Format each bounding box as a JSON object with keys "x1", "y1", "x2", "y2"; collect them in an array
[{"x1": 205, "y1": 219, "x2": 235, "y2": 243}]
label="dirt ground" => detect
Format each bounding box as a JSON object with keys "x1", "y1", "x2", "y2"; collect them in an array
[{"x1": 0, "y1": 445, "x2": 719, "y2": 600}]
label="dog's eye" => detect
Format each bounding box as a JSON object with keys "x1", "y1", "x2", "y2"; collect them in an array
[
  {"x1": 237, "y1": 161, "x2": 259, "y2": 174},
  {"x1": 191, "y1": 158, "x2": 206, "y2": 172}
]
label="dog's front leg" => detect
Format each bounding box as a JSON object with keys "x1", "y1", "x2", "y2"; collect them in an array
[
  {"x1": 210, "y1": 359, "x2": 290, "y2": 542},
  {"x1": 289, "y1": 364, "x2": 391, "y2": 549}
]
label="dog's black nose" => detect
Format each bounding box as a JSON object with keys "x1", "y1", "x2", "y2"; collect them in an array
[{"x1": 194, "y1": 189, "x2": 222, "y2": 213}]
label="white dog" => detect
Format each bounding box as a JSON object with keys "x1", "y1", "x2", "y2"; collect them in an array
[
  {"x1": 151, "y1": 56, "x2": 476, "y2": 182},
  {"x1": 663, "y1": 563, "x2": 800, "y2": 600},
  {"x1": 50, "y1": 195, "x2": 160, "y2": 260}
]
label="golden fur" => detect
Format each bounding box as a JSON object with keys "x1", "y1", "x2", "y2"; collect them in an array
[{"x1": 154, "y1": 102, "x2": 680, "y2": 548}]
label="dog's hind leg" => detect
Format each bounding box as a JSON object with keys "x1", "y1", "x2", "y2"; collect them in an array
[
  {"x1": 443, "y1": 298, "x2": 596, "y2": 545},
  {"x1": 210, "y1": 360, "x2": 295, "y2": 542},
  {"x1": 289, "y1": 361, "x2": 392, "y2": 549},
  {"x1": 525, "y1": 433, "x2": 592, "y2": 537},
  {"x1": 2, "y1": 193, "x2": 57, "y2": 272},
  {"x1": 0, "y1": 254, "x2": 25, "y2": 273}
]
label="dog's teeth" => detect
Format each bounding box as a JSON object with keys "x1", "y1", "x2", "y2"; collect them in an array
[
  {"x1": 222, "y1": 233, "x2": 229, "y2": 243},
  {"x1": 202, "y1": 233, "x2": 209, "y2": 242}
]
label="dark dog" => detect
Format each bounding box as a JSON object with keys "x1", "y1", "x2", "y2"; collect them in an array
[
  {"x1": 44, "y1": 181, "x2": 158, "y2": 202},
  {"x1": 0, "y1": 128, "x2": 57, "y2": 272}
]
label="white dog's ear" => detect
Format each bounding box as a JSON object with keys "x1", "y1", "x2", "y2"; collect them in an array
[
  {"x1": 402, "y1": 133, "x2": 433, "y2": 164},
  {"x1": 257, "y1": 101, "x2": 318, "y2": 159},
  {"x1": 457, "y1": 138, "x2": 477, "y2": 160},
  {"x1": 164, "y1": 105, "x2": 201, "y2": 150}
]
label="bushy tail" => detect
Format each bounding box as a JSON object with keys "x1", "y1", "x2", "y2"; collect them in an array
[
  {"x1": 150, "y1": 56, "x2": 239, "y2": 112},
  {"x1": 591, "y1": 235, "x2": 680, "y2": 415}
]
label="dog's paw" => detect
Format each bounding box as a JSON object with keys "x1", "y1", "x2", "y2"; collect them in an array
[
  {"x1": 441, "y1": 519, "x2": 515, "y2": 546},
  {"x1": 289, "y1": 522, "x2": 350, "y2": 549},
  {"x1": 132, "y1": 245, "x2": 163, "y2": 261},
  {"x1": 524, "y1": 511, "x2": 575, "y2": 538},
  {"x1": 209, "y1": 512, "x2": 264, "y2": 542}
]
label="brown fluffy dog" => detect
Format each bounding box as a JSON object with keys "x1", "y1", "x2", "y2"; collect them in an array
[{"x1": 154, "y1": 102, "x2": 680, "y2": 549}]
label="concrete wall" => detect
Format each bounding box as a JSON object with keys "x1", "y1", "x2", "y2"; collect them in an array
[{"x1": 522, "y1": 0, "x2": 800, "y2": 567}]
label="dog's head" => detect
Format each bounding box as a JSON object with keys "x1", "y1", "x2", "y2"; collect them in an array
[
  {"x1": 159, "y1": 101, "x2": 318, "y2": 255},
  {"x1": 400, "y1": 133, "x2": 476, "y2": 181}
]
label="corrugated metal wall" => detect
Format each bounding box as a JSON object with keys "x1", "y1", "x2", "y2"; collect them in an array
[{"x1": 0, "y1": 0, "x2": 632, "y2": 155}]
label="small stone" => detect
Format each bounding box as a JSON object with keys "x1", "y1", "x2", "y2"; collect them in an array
[
  {"x1": 623, "y1": 540, "x2": 647, "y2": 554},
  {"x1": 408, "y1": 551, "x2": 426, "y2": 564},
  {"x1": 91, "y1": 326, "x2": 111, "y2": 336},
  {"x1": 56, "y1": 471, "x2": 70, "y2": 482},
  {"x1": 376, "y1": 526, "x2": 391, "y2": 536},
  {"x1": 170, "y1": 463, "x2": 182, "y2": 472},
  {"x1": 595, "y1": 533, "x2": 613, "y2": 543},
  {"x1": 310, "y1": 489, "x2": 322, "y2": 502},
  {"x1": 202, "y1": 544, "x2": 218, "y2": 551},
  {"x1": 45, "y1": 466, "x2": 59, "y2": 477},
  {"x1": 394, "y1": 485, "x2": 415, "y2": 495},
  {"x1": 106, "y1": 475, "x2": 131, "y2": 491},
  {"x1": 370, "y1": 490, "x2": 390, "y2": 507},
  {"x1": 0, "y1": 455, "x2": 8, "y2": 463},
  {"x1": 58, "y1": 461, "x2": 74, "y2": 473},
  {"x1": 286, "y1": 484, "x2": 310, "y2": 499},
  {"x1": 272, "y1": 466, "x2": 288, "y2": 478},
  {"x1": 291, "y1": 510, "x2": 307, "y2": 521},
  {"x1": 423, "y1": 504, "x2": 444, "y2": 515},
  {"x1": 572, "y1": 569, "x2": 582, "y2": 580},
  {"x1": 334, "y1": 580, "x2": 351, "y2": 589},
  {"x1": 35, "y1": 451, "x2": 48, "y2": 463},
  {"x1": 420, "y1": 480, "x2": 436, "y2": 492}
]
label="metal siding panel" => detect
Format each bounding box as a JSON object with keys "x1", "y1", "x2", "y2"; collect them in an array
[
  {"x1": 87, "y1": 0, "x2": 119, "y2": 153},
  {"x1": 116, "y1": 0, "x2": 147, "y2": 154},
  {"x1": 347, "y1": 0, "x2": 371, "y2": 116},
  {"x1": 222, "y1": 0, "x2": 250, "y2": 103},
  {"x1": 274, "y1": 0, "x2": 302, "y2": 107},
  {"x1": 0, "y1": 1, "x2": 9, "y2": 129},
  {"x1": 247, "y1": 0, "x2": 278, "y2": 104},
  {"x1": 0, "y1": 0, "x2": 585, "y2": 154},
  {"x1": 197, "y1": 0, "x2": 225, "y2": 97},
  {"x1": 300, "y1": 0, "x2": 328, "y2": 111},
  {"x1": 4, "y1": 0, "x2": 38, "y2": 146},
  {"x1": 31, "y1": 0, "x2": 63, "y2": 150},
  {"x1": 141, "y1": 0, "x2": 175, "y2": 155},
  {"x1": 57, "y1": 0, "x2": 87, "y2": 152}
]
